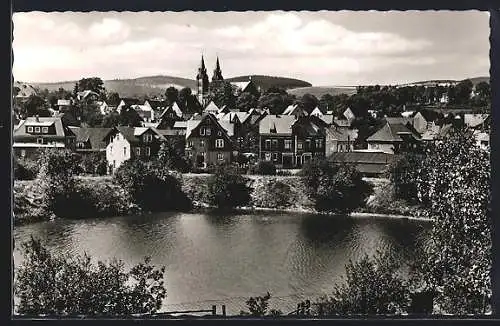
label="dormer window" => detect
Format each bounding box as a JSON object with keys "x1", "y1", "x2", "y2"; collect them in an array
[
  {"x1": 27, "y1": 126, "x2": 33, "y2": 133},
  {"x1": 143, "y1": 134, "x2": 153, "y2": 143},
  {"x1": 206, "y1": 128, "x2": 211, "y2": 136},
  {"x1": 200, "y1": 127, "x2": 205, "y2": 136},
  {"x1": 42, "y1": 127, "x2": 48, "y2": 134},
  {"x1": 34, "y1": 127, "x2": 41, "y2": 133},
  {"x1": 37, "y1": 138, "x2": 44, "y2": 144}
]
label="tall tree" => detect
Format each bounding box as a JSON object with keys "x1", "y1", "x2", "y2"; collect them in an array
[
  {"x1": 107, "y1": 92, "x2": 121, "y2": 106},
  {"x1": 257, "y1": 88, "x2": 295, "y2": 115},
  {"x1": 76, "y1": 77, "x2": 106, "y2": 98},
  {"x1": 298, "y1": 93, "x2": 319, "y2": 114},
  {"x1": 165, "y1": 87, "x2": 179, "y2": 105},
  {"x1": 236, "y1": 92, "x2": 258, "y2": 112},
  {"x1": 178, "y1": 87, "x2": 192, "y2": 110}
]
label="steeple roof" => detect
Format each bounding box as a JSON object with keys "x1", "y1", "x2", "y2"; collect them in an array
[{"x1": 212, "y1": 56, "x2": 224, "y2": 81}]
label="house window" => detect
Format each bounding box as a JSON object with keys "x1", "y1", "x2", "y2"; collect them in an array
[
  {"x1": 27, "y1": 126, "x2": 33, "y2": 133},
  {"x1": 188, "y1": 140, "x2": 193, "y2": 147},
  {"x1": 136, "y1": 147, "x2": 141, "y2": 156},
  {"x1": 37, "y1": 138, "x2": 43, "y2": 144},
  {"x1": 77, "y1": 142, "x2": 85, "y2": 149},
  {"x1": 297, "y1": 141, "x2": 303, "y2": 149},
  {"x1": 265, "y1": 153, "x2": 271, "y2": 161},
  {"x1": 272, "y1": 153, "x2": 278, "y2": 161},
  {"x1": 265, "y1": 139, "x2": 271, "y2": 150},
  {"x1": 20, "y1": 149, "x2": 26, "y2": 158},
  {"x1": 315, "y1": 139, "x2": 323, "y2": 148},
  {"x1": 123, "y1": 147, "x2": 127, "y2": 156},
  {"x1": 206, "y1": 128, "x2": 211, "y2": 136},
  {"x1": 146, "y1": 147, "x2": 151, "y2": 157},
  {"x1": 42, "y1": 127, "x2": 48, "y2": 134},
  {"x1": 305, "y1": 139, "x2": 311, "y2": 150},
  {"x1": 200, "y1": 140, "x2": 205, "y2": 147},
  {"x1": 284, "y1": 139, "x2": 292, "y2": 150},
  {"x1": 216, "y1": 139, "x2": 224, "y2": 148},
  {"x1": 187, "y1": 151, "x2": 193, "y2": 158},
  {"x1": 271, "y1": 139, "x2": 278, "y2": 150},
  {"x1": 217, "y1": 131, "x2": 222, "y2": 136},
  {"x1": 217, "y1": 153, "x2": 224, "y2": 161},
  {"x1": 34, "y1": 127, "x2": 41, "y2": 133},
  {"x1": 143, "y1": 134, "x2": 153, "y2": 143},
  {"x1": 200, "y1": 127, "x2": 205, "y2": 136}
]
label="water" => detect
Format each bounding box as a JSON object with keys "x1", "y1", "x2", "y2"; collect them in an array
[{"x1": 13, "y1": 211, "x2": 431, "y2": 315}]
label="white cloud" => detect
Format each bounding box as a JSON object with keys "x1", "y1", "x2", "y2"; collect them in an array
[{"x1": 12, "y1": 11, "x2": 488, "y2": 85}]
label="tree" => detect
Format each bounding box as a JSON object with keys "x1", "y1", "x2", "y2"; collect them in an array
[
  {"x1": 239, "y1": 292, "x2": 282, "y2": 317},
  {"x1": 236, "y1": 92, "x2": 258, "y2": 112},
  {"x1": 165, "y1": 87, "x2": 179, "y2": 105},
  {"x1": 107, "y1": 92, "x2": 121, "y2": 106},
  {"x1": 156, "y1": 138, "x2": 190, "y2": 173},
  {"x1": 210, "y1": 81, "x2": 236, "y2": 109},
  {"x1": 76, "y1": 77, "x2": 106, "y2": 98},
  {"x1": 101, "y1": 111, "x2": 121, "y2": 128},
  {"x1": 448, "y1": 79, "x2": 473, "y2": 105},
  {"x1": 113, "y1": 159, "x2": 191, "y2": 212},
  {"x1": 20, "y1": 95, "x2": 49, "y2": 118},
  {"x1": 415, "y1": 130, "x2": 491, "y2": 314},
  {"x1": 249, "y1": 161, "x2": 276, "y2": 175},
  {"x1": 178, "y1": 87, "x2": 192, "y2": 110},
  {"x1": 79, "y1": 102, "x2": 104, "y2": 127},
  {"x1": 15, "y1": 237, "x2": 166, "y2": 316},
  {"x1": 206, "y1": 166, "x2": 251, "y2": 209},
  {"x1": 315, "y1": 253, "x2": 410, "y2": 315},
  {"x1": 389, "y1": 152, "x2": 426, "y2": 204},
  {"x1": 301, "y1": 158, "x2": 373, "y2": 213},
  {"x1": 257, "y1": 89, "x2": 295, "y2": 115},
  {"x1": 298, "y1": 93, "x2": 319, "y2": 114},
  {"x1": 118, "y1": 107, "x2": 143, "y2": 127}
]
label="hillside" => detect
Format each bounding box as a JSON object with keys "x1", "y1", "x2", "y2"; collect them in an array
[
  {"x1": 399, "y1": 76, "x2": 489, "y2": 87},
  {"x1": 226, "y1": 75, "x2": 311, "y2": 91},
  {"x1": 288, "y1": 86, "x2": 357, "y2": 98}
]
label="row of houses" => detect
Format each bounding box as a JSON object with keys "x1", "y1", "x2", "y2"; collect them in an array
[{"x1": 13, "y1": 99, "x2": 490, "y2": 177}]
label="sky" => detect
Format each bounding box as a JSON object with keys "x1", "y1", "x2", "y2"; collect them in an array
[{"x1": 12, "y1": 11, "x2": 490, "y2": 86}]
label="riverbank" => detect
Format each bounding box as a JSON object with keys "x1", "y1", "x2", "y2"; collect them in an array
[{"x1": 13, "y1": 175, "x2": 430, "y2": 225}]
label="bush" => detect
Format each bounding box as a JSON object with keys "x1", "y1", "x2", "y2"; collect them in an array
[
  {"x1": 15, "y1": 237, "x2": 166, "y2": 316},
  {"x1": 249, "y1": 161, "x2": 276, "y2": 175},
  {"x1": 251, "y1": 179, "x2": 293, "y2": 209},
  {"x1": 276, "y1": 169, "x2": 292, "y2": 176},
  {"x1": 156, "y1": 139, "x2": 191, "y2": 173},
  {"x1": 79, "y1": 152, "x2": 108, "y2": 176},
  {"x1": 206, "y1": 166, "x2": 251, "y2": 209},
  {"x1": 301, "y1": 159, "x2": 373, "y2": 213},
  {"x1": 240, "y1": 292, "x2": 282, "y2": 317},
  {"x1": 113, "y1": 159, "x2": 191, "y2": 212},
  {"x1": 389, "y1": 152, "x2": 425, "y2": 205},
  {"x1": 14, "y1": 158, "x2": 39, "y2": 180},
  {"x1": 315, "y1": 253, "x2": 410, "y2": 315}
]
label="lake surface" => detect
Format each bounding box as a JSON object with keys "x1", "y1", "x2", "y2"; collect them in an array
[{"x1": 13, "y1": 211, "x2": 431, "y2": 315}]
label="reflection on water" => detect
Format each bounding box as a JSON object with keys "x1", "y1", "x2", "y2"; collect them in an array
[{"x1": 13, "y1": 212, "x2": 430, "y2": 315}]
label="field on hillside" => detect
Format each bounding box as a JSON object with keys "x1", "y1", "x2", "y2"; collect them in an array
[{"x1": 288, "y1": 86, "x2": 357, "y2": 98}]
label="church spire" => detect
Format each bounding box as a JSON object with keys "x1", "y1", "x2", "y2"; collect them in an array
[
  {"x1": 212, "y1": 56, "x2": 224, "y2": 81},
  {"x1": 196, "y1": 54, "x2": 209, "y2": 107}
]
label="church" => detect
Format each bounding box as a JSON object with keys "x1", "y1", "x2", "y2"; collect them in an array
[{"x1": 195, "y1": 55, "x2": 259, "y2": 108}]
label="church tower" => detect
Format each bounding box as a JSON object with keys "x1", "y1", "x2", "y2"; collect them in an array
[
  {"x1": 212, "y1": 56, "x2": 224, "y2": 81},
  {"x1": 196, "y1": 55, "x2": 209, "y2": 107}
]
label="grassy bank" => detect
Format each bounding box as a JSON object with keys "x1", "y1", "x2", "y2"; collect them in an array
[{"x1": 14, "y1": 174, "x2": 429, "y2": 225}]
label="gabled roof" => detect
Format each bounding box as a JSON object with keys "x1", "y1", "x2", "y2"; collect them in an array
[
  {"x1": 293, "y1": 117, "x2": 326, "y2": 137},
  {"x1": 159, "y1": 102, "x2": 183, "y2": 119},
  {"x1": 108, "y1": 126, "x2": 166, "y2": 144},
  {"x1": 173, "y1": 121, "x2": 187, "y2": 129},
  {"x1": 14, "y1": 117, "x2": 75, "y2": 139},
  {"x1": 218, "y1": 120, "x2": 235, "y2": 137},
  {"x1": 367, "y1": 121, "x2": 420, "y2": 143},
  {"x1": 326, "y1": 125, "x2": 358, "y2": 142},
  {"x1": 204, "y1": 101, "x2": 219, "y2": 113},
  {"x1": 310, "y1": 107, "x2": 323, "y2": 117},
  {"x1": 70, "y1": 127, "x2": 112, "y2": 150},
  {"x1": 334, "y1": 118, "x2": 352, "y2": 128},
  {"x1": 119, "y1": 98, "x2": 142, "y2": 107},
  {"x1": 185, "y1": 113, "x2": 231, "y2": 140},
  {"x1": 282, "y1": 104, "x2": 308, "y2": 117},
  {"x1": 145, "y1": 99, "x2": 165, "y2": 110},
  {"x1": 77, "y1": 90, "x2": 99, "y2": 100},
  {"x1": 385, "y1": 117, "x2": 412, "y2": 125},
  {"x1": 416, "y1": 109, "x2": 442, "y2": 122},
  {"x1": 319, "y1": 114, "x2": 334, "y2": 125},
  {"x1": 259, "y1": 115, "x2": 296, "y2": 135},
  {"x1": 230, "y1": 81, "x2": 252, "y2": 92}
]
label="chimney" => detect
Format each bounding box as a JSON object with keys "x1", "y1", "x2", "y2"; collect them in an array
[{"x1": 35, "y1": 114, "x2": 39, "y2": 122}]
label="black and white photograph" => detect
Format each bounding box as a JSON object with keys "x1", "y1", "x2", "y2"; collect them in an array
[{"x1": 11, "y1": 9, "x2": 492, "y2": 318}]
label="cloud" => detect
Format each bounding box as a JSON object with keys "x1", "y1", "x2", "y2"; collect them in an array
[{"x1": 12, "y1": 11, "x2": 488, "y2": 85}]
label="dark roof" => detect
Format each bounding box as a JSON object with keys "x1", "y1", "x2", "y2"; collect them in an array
[
  {"x1": 147, "y1": 99, "x2": 165, "y2": 110},
  {"x1": 121, "y1": 98, "x2": 142, "y2": 106},
  {"x1": 293, "y1": 117, "x2": 325, "y2": 137},
  {"x1": 417, "y1": 109, "x2": 442, "y2": 121},
  {"x1": 105, "y1": 126, "x2": 165, "y2": 144},
  {"x1": 71, "y1": 127, "x2": 112, "y2": 150},
  {"x1": 366, "y1": 121, "x2": 420, "y2": 143},
  {"x1": 14, "y1": 117, "x2": 75, "y2": 139}
]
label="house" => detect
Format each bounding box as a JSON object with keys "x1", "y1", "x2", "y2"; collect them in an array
[
  {"x1": 464, "y1": 114, "x2": 489, "y2": 130},
  {"x1": 258, "y1": 115, "x2": 296, "y2": 168},
  {"x1": 57, "y1": 99, "x2": 73, "y2": 111},
  {"x1": 76, "y1": 90, "x2": 100, "y2": 103},
  {"x1": 13, "y1": 116, "x2": 76, "y2": 159},
  {"x1": 328, "y1": 151, "x2": 394, "y2": 178},
  {"x1": 104, "y1": 126, "x2": 166, "y2": 172},
  {"x1": 325, "y1": 125, "x2": 358, "y2": 156},
  {"x1": 343, "y1": 107, "x2": 356, "y2": 122},
  {"x1": 130, "y1": 103, "x2": 155, "y2": 123},
  {"x1": 156, "y1": 102, "x2": 184, "y2": 129},
  {"x1": 117, "y1": 98, "x2": 142, "y2": 113},
  {"x1": 282, "y1": 104, "x2": 308, "y2": 119},
  {"x1": 185, "y1": 113, "x2": 234, "y2": 168},
  {"x1": 411, "y1": 109, "x2": 442, "y2": 134},
  {"x1": 474, "y1": 131, "x2": 489, "y2": 150},
  {"x1": 70, "y1": 127, "x2": 112, "y2": 154},
  {"x1": 203, "y1": 101, "x2": 220, "y2": 115},
  {"x1": 420, "y1": 123, "x2": 454, "y2": 143},
  {"x1": 230, "y1": 78, "x2": 260, "y2": 96},
  {"x1": 96, "y1": 101, "x2": 112, "y2": 115},
  {"x1": 366, "y1": 119, "x2": 421, "y2": 154},
  {"x1": 334, "y1": 118, "x2": 352, "y2": 128},
  {"x1": 292, "y1": 116, "x2": 327, "y2": 166},
  {"x1": 310, "y1": 107, "x2": 323, "y2": 117}
]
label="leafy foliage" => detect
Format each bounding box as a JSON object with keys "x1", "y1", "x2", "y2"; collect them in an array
[
  {"x1": 315, "y1": 253, "x2": 410, "y2": 315},
  {"x1": 240, "y1": 292, "x2": 282, "y2": 317},
  {"x1": 415, "y1": 129, "x2": 491, "y2": 314},
  {"x1": 76, "y1": 77, "x2": 106, "y2": 98},
  {"x1": 206, "y1": 166, "x2": 251, "y2": 209},
  {"x1": 249, "y1": 161, "x2": 276, "y2": 175},
  {"x1": 113, "y1": 159, "x2": 191, "y2": 212},
  {"x1": 156, "y1": 138, "x2": 190, "y2": 173},
  {"x1": 257, "y1": 87, "x2": 296, "y2": 115},
  {"x1": 301, "y1": 158, "x2": 373, "y2": 213},
  {"x1": 14, "y1": 157, "x2": 39, "y2": 180},
  {"x1": 389, "y1": 152, "x2": 426, "y2": 204},
  {"x1": 15, "y1": 237, "x2": 166, "y2": 316}
]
